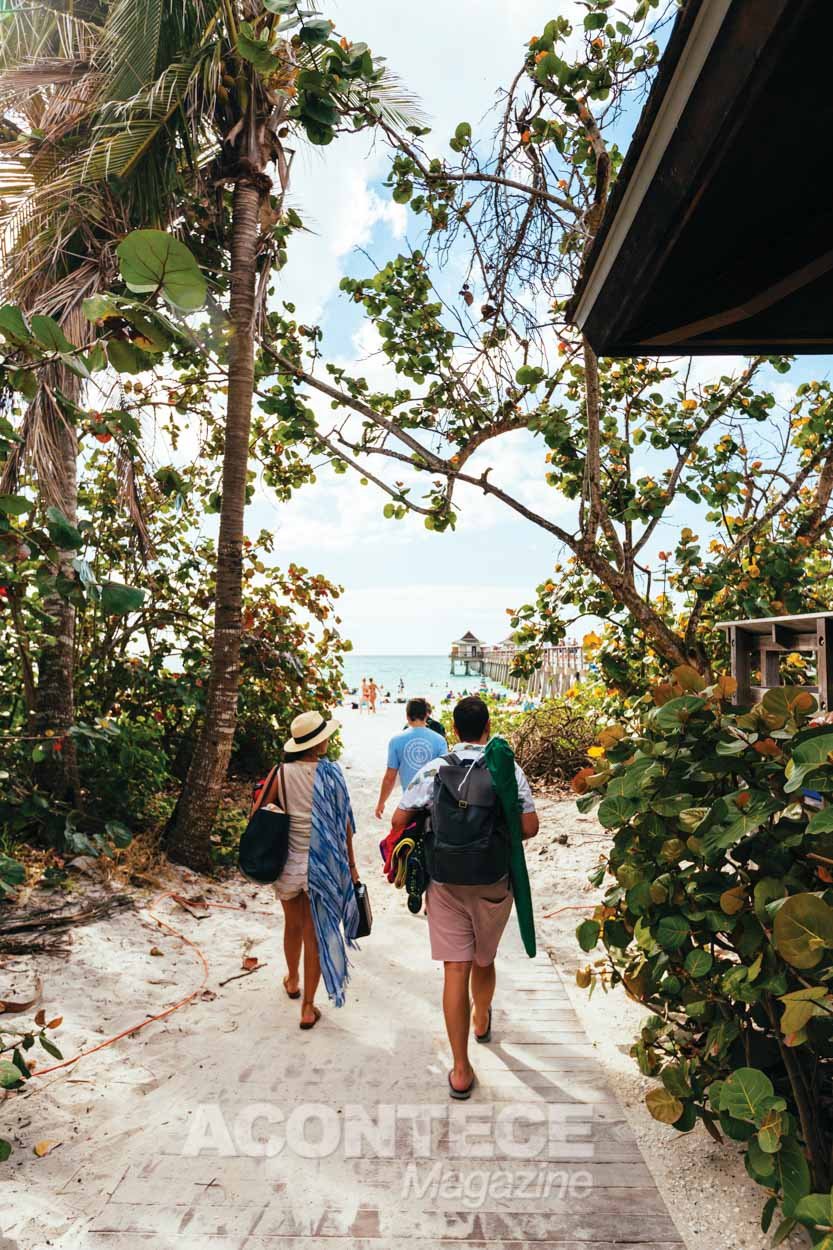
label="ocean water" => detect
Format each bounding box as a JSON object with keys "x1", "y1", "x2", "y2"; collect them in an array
[{"x1": 342, "y1": 655, "x2": 508, "y2": 703}]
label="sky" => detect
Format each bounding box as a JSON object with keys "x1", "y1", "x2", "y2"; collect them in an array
[{"x1": 181, "y1": 2, "x2": 830, "y2": 657}]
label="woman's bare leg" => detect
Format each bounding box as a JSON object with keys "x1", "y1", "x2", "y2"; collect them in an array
[
  {"x1": 300, "y1": 891, "x2": 321, "y2": 1024},
  {"x1": 280, "y1": 896, "x2": 303, "y2": 995}
]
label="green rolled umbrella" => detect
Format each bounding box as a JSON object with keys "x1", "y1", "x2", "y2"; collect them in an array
[{"x1": 485, "y1": 735, "x2": 536, "y2": 957}]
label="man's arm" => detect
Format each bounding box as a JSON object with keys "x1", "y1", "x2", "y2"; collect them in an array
[
  {"x1": 375, "y1": 767, "x2": 399, "y2": 820},
  {"x1": 391, "y1": 761, "x2": 436, "y2": 832},
  {"x1": 515, "y1": 764, "x2": 539, "y2": 840},
  {"x1": 520, "y1": 810, "x2": 540, "y2": 840},
  {"x1": 391, "y1": 805, "x2": 417, "y2": 834}
]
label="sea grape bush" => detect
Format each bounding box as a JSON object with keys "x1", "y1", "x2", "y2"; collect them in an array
[{"x1": 573, "y1": 667, "x2": 833, "y2": 1243}]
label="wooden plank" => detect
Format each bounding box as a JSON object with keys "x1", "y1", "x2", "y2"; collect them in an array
[
  {"x1": 86, "y1": 1239, "x2": 685, "y2": 1249},
  {"x1": 818, "y1": 616, "x2": 833, "y2": 713},
  {"x1": 90, "y1": 1201, "x2": 683, "y2": 1242}
]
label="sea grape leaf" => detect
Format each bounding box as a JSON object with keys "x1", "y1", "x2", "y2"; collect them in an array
[
  {"x1": 645, "y1": 1086, "x2": 683, "y2": 1125},
  {"x1": 117, "y1": 229, "x2": 206, "y2": 312},
  {"x1": 656, "y1": 914, "x2": 690, "y2": 950},
  {"x1": 718, "y1": 1067, "x2": 773, "y2": 1123},
  {"x1": 684, "y1": 948, "x2": 713, "y2": 978},
  {"x1": 772, "y1": 893, "x2": 833, "y2": 969},
  {"x1": 0, "y1": 304, "x2": 31, "y2": 342},
  {"x1": 29, "y1": 314, "x2": 74, "y2": 353},
  {"x1": 772, "y1": 1135, "x2": 811, "y2": 1218},
  {"x1": 99, "y1": 582, "x2": 146, "y2": 615},
  {"x1": 45, "y1": 506, "x2": 83, "y2": 551},
  {"x1": 576, "y1": 919, "x2": 600, "y2": 951},
  {"x1": 597, "y1": 794, "x2": 639, "y2": 828}
]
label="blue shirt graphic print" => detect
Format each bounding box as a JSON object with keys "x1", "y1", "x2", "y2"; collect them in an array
[{"x1": 387, "y1": 727, "x2": 447, "y2": 790}]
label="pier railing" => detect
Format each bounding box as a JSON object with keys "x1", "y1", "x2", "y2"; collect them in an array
[{"x1": 480, "y1": 643, "x2": 585, "y2": 698}]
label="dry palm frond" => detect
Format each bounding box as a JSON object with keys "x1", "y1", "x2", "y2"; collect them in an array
[
  {"x1": 39, "y1": 70, "x2": 103, "y2": 139},
  {"x1": 0, "y1": 58, "x2": 91, "y2": 94},
  {"x1": 117, "y1": 450, "x2": 154, "y2": 563},
  {"x1": 0, "y1": 299, "x2": 90, "y2": 503},
  {"x1": 0, "y1": 5, "x2": 101, "y2": 74}
]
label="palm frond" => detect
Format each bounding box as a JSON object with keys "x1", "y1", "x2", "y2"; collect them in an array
[
  {"x1": 0, "y1": 59, "x2": 91, "y2": 91},
  {"x1": 102, "y1": 0, "x2": 163, "y2": 102},
  {"x1": 0, "y1": 300, "x2": 89, "y2": 504},
  {"x1": 0, "y1": 4, "x2": 102, "y2": 74},
  {"x1": 364, "y1": 68, "x2": 427, "y2": 131}
]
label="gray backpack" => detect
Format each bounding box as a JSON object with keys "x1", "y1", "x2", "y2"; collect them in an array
[{"x1": 426, "y1": 753, "x2": 509, "y2": 885}]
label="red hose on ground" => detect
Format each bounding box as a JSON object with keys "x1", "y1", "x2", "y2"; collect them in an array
[{"x1": 29, "y1": 891, "x2": 227, "y2": 1078}]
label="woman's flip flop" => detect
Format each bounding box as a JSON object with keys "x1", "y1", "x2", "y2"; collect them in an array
[
  {"x1": 299, "y1": 1005, "x2": 321, "y2": 1030},
  {"x1": 283, "y1": 976, "x2": 301, "y2": 1000},
  {"x1": 448, "y1": 1071, "x2": 476, "y2": 1100}
]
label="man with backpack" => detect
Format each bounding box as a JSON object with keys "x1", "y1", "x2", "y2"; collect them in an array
[{"x1": 391, "y1": 696, "x2": 539, "y2": 1099}]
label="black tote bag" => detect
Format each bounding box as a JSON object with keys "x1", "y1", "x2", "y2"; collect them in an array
[
  {"x1": 353, "y1": 880, "x2": 373, "y2": 938},
  {"x1": 238, "y1": 765, "x2": 290, "y2": 883}
]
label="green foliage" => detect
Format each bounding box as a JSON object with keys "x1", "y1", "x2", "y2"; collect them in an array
[
  {"x1": 0, "y1": 1010, "x2": 63, "y2": 1161},
  {"x1": 574, "y1": 667, "x2": 833, "y2": 1221},
  {"x1": 439, "y1": 691, "x2": 596, "y2": 787},
  {"x1": 116, "y1": 229, "x2": 207, "y2": 312},
  {"x1": 0, "y1": 228, "x2": 347, "y2": 860},
  {"x1": 0, "y1": 853, "x2": 25, "y2": 895}
]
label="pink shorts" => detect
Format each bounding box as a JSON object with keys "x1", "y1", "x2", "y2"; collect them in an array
[{"x1": 426, "y1": 877, "x2": 513, "y2": 966}]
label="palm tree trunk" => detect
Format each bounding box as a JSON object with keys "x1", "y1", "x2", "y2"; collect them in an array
[
  {"x1": 168, "y1": 177, "x2": 261, "y2": 870},
  {"x1": 30, "y1": 376, "x2": 82, "y2": 803}
]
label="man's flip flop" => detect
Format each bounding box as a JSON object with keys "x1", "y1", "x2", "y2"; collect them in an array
[
  {"x1": 283, "y1": 976, "x2": 301, "y2": 1000},
  {"x1": 474, "y1": 1006, "x2": 492, "y2": 1044},
  {"x1": 448, "y1": 1071, "x2": 476, "y2": 1100},
  {"x1": 299, "y1": 1005, "x2": 321, "y2": 1030}
]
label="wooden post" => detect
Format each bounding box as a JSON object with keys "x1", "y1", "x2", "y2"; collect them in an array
[
  {"x1": 817, "y1": 618, "x2": 833, "y2": 713},
  {"x1": 729, "y1": 625, "x2": 752, "y2": 704},
  {"x1": 763, "y1": 648, "x2": 781, "y2": 688}
]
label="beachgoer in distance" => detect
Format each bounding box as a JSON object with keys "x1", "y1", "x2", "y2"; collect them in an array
[
  {"x1": 368, "y1": 677, "x2": 379, "y2": 714},
  {"x1": 272, "y1": 710, "x2": 360, "y2": 1029},
  {"x1": 360, "y1": 678, "x2": 370, "y2": 714},
  {"x1": 392, "y1": 696, "x2": 539, "y2": 1098},
  {"x1": 375, "y1": 696, "x2": 446, "y2": 821}
]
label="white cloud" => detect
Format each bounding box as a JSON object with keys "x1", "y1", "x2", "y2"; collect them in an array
[{"x1": 338, "y1": 580, "x2": 535, "y2": 654}]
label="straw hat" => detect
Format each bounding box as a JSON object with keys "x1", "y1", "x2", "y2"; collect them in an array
[{"x1": 283, "y1": 710, "x2": 339, "y2": 754}]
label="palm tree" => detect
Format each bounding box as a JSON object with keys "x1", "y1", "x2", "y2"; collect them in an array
[
  {"x1": 0, "y1": 2, "x2": 120, "y2": 801},
  {"x1": 1, "y1": 0, "x2": 419, "y2": 866},
  {"x1": 0, "y1": 0, "x2": 218, "y2": 806}
]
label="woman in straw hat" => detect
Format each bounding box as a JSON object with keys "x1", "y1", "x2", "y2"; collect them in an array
[{"x1": 275, "y1": 710, "x2": 360, "y2": 1029}]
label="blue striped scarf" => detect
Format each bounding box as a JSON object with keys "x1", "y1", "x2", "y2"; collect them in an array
[{"x1": 308, "y1": 758, "x2": 360, "y2": 1007}]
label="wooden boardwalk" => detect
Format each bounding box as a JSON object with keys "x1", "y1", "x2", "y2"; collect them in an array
[{"x1": 7, "y1": 887, "x2": 683, "y2": 1250}]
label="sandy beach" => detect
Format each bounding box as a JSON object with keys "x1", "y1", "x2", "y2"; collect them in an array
[{"x1": 1, "y1": 702, "x2": 804, "y2": 1249}]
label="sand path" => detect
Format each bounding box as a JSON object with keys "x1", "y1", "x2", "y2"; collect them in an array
[{"x1": 3, "y1": 703, "x2": 683, "y2": 1250}]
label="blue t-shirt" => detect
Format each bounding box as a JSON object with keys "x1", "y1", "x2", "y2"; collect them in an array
[{"x1": 387, "y1": 727, "x2": 447, "y2": 789}]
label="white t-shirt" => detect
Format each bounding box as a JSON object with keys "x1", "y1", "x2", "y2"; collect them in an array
[{"x1": 397, "y1": 741, "x2": 536, "y2": 814}]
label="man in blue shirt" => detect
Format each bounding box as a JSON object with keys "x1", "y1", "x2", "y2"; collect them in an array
[{"x1": 375, "y1": 697, "x2": 446, "y2": 820}]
